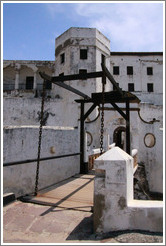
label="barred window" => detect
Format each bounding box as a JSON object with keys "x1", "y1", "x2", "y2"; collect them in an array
[
  {"x1": 128, "y1": 83, "x2": 134, "y2": 92},
  {"x1": 147, "y1": 67, "x2": 153, "y2": 75},
  {"x1": 147, "y1": 83, "x2": 153, "y2": 92},
  {"x1": 26, "y1": 77, "x2": 34, "y2": 89},
  {"x1": 127, "y1": 66, "x2": 133, "y2": 75},
  {"x1": 113, "y1": 66, "x2": 119, "y2": 75},
  {"x1": 80, "y1": 49, "x2": 87, "y2": 59}
]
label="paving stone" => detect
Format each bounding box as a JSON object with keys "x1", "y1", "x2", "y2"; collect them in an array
[
  {"x1": 3, "y1": 199, "x2": 163, "y2": 243},
  {"x1": 29, "y1": 216, "x2": 65, "y2": 234},
  {"x1": 5, "y1": 214, "x2": 35, "y2": 231}
]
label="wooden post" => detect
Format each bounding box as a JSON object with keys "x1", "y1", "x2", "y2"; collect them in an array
[
  {"x1": 126, "y1": 100, "x2": 131, "y2": 155},
  {"x1": 80, "y1": 102, "x2": 86, "y2": 173}
]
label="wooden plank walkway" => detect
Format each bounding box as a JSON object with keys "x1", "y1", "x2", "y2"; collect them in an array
[{"x1": 21, "y1": 174, "x2": 94, "y2": 212}]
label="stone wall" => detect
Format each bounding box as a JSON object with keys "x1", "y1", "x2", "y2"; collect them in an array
[
  {"x1": 94, "y1": 147, "x2": 163, "y2": 233},
  {"x1": 102, "y1": 102, "x2": 163, "y2": 193},
  {"x1": 110, "y1": 53, "x2": 163, "y2": 106},
  {"x1": 3, "y1": 126, "x2": 80, "y2": 197}
]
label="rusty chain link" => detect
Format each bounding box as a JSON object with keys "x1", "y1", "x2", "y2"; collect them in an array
[
  {"x1": 100, "y1": 76, "x2": 106, "y2": 155},
  {"x1": 34, "y1": 80, "x2": 47, "y2": 196}
]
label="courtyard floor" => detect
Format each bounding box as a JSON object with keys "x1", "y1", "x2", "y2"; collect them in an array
[{"x1": 3, "y1": 174, "x2": 163, "y2": 244}]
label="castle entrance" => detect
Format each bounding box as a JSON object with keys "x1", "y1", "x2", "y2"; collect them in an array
[{"x1": 113, "y1": 126, "x2": 126, "y2": 150}]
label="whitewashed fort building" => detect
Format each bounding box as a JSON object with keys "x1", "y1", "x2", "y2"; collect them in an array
[{"x1": 3, "y1": 27, "x2": 163, "y2": 198}]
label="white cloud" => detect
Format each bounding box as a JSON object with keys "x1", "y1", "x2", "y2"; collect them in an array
[
  {"x1": 74, "y1": 2, "x2": 163, "y2": 51},
  {"x1": 44, "y1": 2, "x2": 163, "y2": 51},
  {"x1": 45, "y1": 3, "x2": 65, "y2": 18}
]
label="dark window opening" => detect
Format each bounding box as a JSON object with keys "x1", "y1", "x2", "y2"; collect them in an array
[
  {"x1": 79, "y1": 69, "x2": 87, "y2": 74},
  {"x1": 26, "y1": 77, "x2": 34, "y2": 89},
  {"x1": 79, "y1": 69, "x2": 87, "y2": 80},
  {"x1": 128, "y1": 83, "x2": 134, "y2": 92},
  {"x1": 147, "y1": 67, "x2": 153, "y2": 75},
  {"x1": 59, "y1": 73, "x2": 64, "y2": 76},
  {"x1": 101, "y1": 54, "x2": 105, "y2": 64},
  {"x1": 60, "y1": 53, "x2": 65, "y2": 64},
  {"x1": 113, "y1": 83, "x2": 119, "y2": 91},
  {"x1": 147, "y1": 83, "x2": 153, "y2": 92},
  {"x1": 80, "y1": 49, "x2": 87, "y2": 59},
  {"x1": 113, "y1": 66, "x2": 119, "y2": 75},
  {"x1": 127, "y1": 66, "x2": 133, "y2": 75},
  {"x1": 59, "y1": 73, "x2": 64, "y2": 82},
  {"x1": 113, "y1": 126, "x2": 126, "y2": 150},
  {"x1": 46, "y1": 81, "x2": 52, "y2": 90}
]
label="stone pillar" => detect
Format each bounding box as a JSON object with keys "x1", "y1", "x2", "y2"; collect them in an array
[
  {"x1": 14, "y1": 64, "x2": 21, "y2": 90},
  {"x1": 15, "y1": 69, "x2": 20, "y2": 90},
  {"x1": 51, "y1": 68, "x2": 55, "y2": 90},
  {"x1": 94, "y1": 147, "x2": 163, "y2": 233},
  {"x1": 33, "y1": 71, "x2": 37, "y2": 90},
  {"x1": 94, "y1": 147, "x2": 133, "y2": 233},
  {"x1": 84, "y1": 131, "x2": 88, "y2": 163}
]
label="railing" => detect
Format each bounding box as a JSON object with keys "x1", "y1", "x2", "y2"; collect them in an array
[
  {"x1": 88, "y1": 145, "x2": 138, "y2": 172},
  {"x1": 3, "y1": 84, "x2": 15, "y2": 90},
  {"x1": 3, "y1": 83, "x2": 51, "y2": 91},
  {"x1": 88, "y1": 143, "x2": 117, "y2": 170},
  {"x1": 3, "y1": 153, "x2": 81, "y2": 167},
  {"x1": 88, "y1": 152, "x2": 100, "y2": 170}
]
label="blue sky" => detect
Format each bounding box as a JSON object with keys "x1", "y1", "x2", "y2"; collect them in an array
[{"x1": 3, "y1": 1, "x2": 164, "y2": 60}]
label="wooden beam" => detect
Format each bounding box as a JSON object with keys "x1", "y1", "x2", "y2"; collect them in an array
[
  {"x1": 110, "y1": 102, "x2": 127, "y2": 120},
  {"x1": 101, "y1": 63, "x2": 123, "y2": 96}
]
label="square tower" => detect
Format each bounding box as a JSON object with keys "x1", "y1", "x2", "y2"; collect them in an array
[{"x1": 54, "y1": 27, "x2": 111, "y2": 99}]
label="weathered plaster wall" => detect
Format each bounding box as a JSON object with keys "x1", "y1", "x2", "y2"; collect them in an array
[
  {"x1": 3, "y1": 97, "x2": 80, "y2": 127},
  {"x1": 94, "y1": 147, "x2": 163, "y2": 233},
  {"x1": 3, "y1": 98, "x2": 163, "y2": 193},
  {"x1": 110, "y1": 54, "x2": 163, "y2": 105},
  {"x1": 3, "y1": 27, "x2": 163, "y2": 196},
  {"x1": 137, "y1": 105, "x2": 163, "y2": 193},
  {"x1": 101, "y1": 102, "x2": 163, "y2": 193},
  {"x1": 3, "y1": 126, "x2": 79, "y2": 197}
]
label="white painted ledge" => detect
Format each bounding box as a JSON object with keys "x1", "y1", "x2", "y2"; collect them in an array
[{"x1": 128, "y1": 200, "x2": 163, "y2": 208}]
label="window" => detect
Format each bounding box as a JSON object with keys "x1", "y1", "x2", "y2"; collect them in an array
[
  {"x1": 113, "y1": 83, "x2": 119, "y2": 91},
  {"x1": 46, "y1": 81, "x2": 52, "y2": 90},
  {"x1": 128, "y1": 83, "x2": 134, "y2": 92},
  {"x1": 60, "y1": 53, "x2": 65, "y2": 64},
  {"x1": 147, "y1": 83, "x2": 153, "y2": 92},
  {"x1": 147, "y1": 67, "x2": 153, "y2": 75},
  {"x1": 79, "y1": 69, "x2": 87, "y2": 74},
  {"x1": 113, "y1": 66, "x2": 119, "y2": 75},
  {"x1": 59, "y1": 73, "x2": 64, "y2": 81},
  {"x1": 101, "y1": 54, "x2": 105, "y2": 64},
  {"x1": 80, "y1": 49, "x2": 87, "y2": 59},
  {"x1": 26, "y1": 77, "x2": 34, "y2": 89},
  {"x1": 79, "y1": 69, "x2": 87, "y2": 80},
  {"x1": 59, "y1": 72, "x2": 64, "y2": 76},
  {"x1": 127, "y1": 66, "x2": 133, "y2": 75}
]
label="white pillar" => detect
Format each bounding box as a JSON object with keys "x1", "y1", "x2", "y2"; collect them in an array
[
  {"x1": 33, "y1": 71, "x2": 37, "y2": 90},
  {"x1": 84, "y1": 131, "x2": 88, "y2": 162},
  {"x1": 106, "y1": 133, "x2": 110, "y2": 151},
  {"x1": 15, "y1": 69, "x2": 20, "y2": 90},
  {"x1": 103, "y1": 128, "x2": 110, "y2": 151}
]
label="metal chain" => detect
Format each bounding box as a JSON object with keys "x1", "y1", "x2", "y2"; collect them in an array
[
  {"x1": 34, "y1": 80, "x2": 46, "y2": 196},
  {"x1": 100, "y1": 77, "x2": 105, "y2": 155}
]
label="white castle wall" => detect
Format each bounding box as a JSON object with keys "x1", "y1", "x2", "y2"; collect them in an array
[
  {"x1": 3, "y1": 126, "x2": 80, "y2": 197},
  {"x1": 3, "y1": 27, "x2": 163, "y2": 195},
  {"x1": 94, "y1": 147, "x2": 163, "y2": 233}
]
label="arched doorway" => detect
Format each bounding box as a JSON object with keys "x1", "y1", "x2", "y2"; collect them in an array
[{"x1": 113, "y1": 126, "x2": 126, "y2": 150}]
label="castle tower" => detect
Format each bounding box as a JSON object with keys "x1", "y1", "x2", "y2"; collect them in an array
[{"x1": 54, "y1": 27, "x2": 111, "y2": 100}]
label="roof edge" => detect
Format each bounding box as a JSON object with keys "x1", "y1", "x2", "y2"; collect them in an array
[{"x1": 111, "y1": 52, "x2": 163, "y2": 56}]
